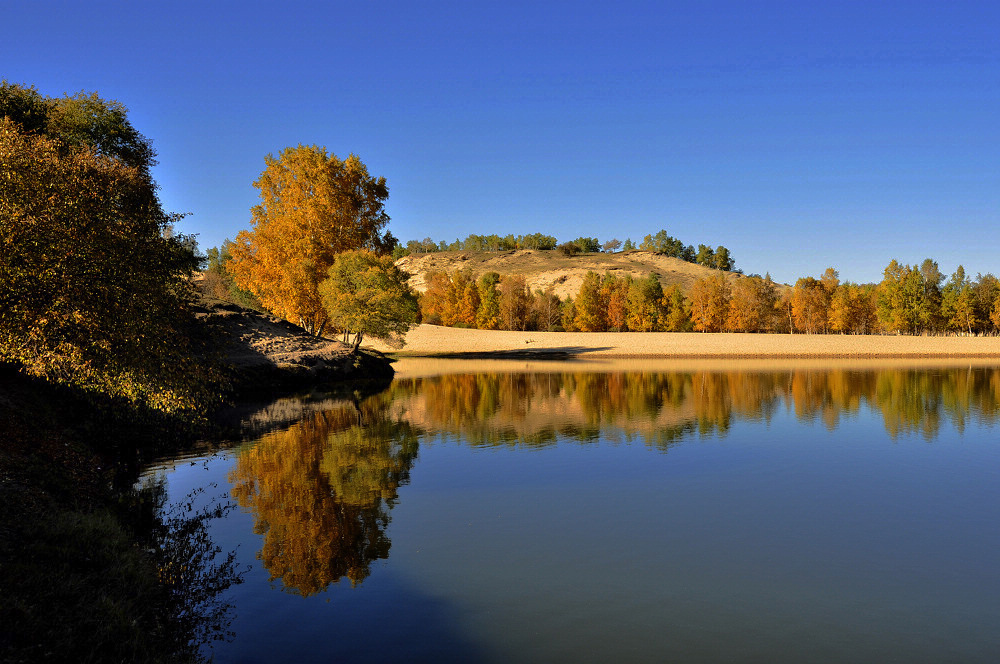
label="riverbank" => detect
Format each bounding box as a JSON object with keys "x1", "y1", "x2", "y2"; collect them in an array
[
  {"x1": 363, "y1": 325, "x2": 1000, "y2": 359},
  {"x1": 1, "y1": 300, "x2": 395, "y2": 663}
]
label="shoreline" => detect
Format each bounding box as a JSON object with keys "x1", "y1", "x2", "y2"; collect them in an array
[{"x1": 363, "y1": 324, "x2": 1000, "y2": 360}]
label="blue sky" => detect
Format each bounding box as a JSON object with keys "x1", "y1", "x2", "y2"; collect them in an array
[{"x1": 3, "y1": 0, "x2": 997, "y2": 284}]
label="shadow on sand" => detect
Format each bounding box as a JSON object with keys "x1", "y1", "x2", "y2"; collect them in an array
[{"x1": 427, "y1": 346, "x2": 615, "y2": 360}]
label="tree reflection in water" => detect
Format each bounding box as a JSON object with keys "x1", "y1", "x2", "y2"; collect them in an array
[
  {"x1": 230, "y1": 365, "x2": 1000, "y2": 596},
  {"x1": 229, "y1": 395, "x2": 418, "y2": 596}
]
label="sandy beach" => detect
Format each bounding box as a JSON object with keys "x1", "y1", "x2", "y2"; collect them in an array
[{"x1": 363, "y1": 324, "x2": 1000, "y2": 360}]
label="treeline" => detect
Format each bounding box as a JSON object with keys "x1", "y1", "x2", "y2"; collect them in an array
[
  {"x1": 417, "y1": 258, "x2": 1000, "y2": 335},
  {"x1": 393, "y1": 229, "x2": 737, "y2": 271}
]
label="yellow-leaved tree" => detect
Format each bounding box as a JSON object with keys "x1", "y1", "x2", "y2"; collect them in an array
[{"x1": 228, "y1": 146, "x2": 396, "y2": 335}]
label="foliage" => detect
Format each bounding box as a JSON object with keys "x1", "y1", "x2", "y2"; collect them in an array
[
  {"x1": 791, "y1": 276, "x2": 832, "y2": 333},
  {"x1": 476, "y1": 272, "x2": 502, "y2": 330},
  {"x1": 689, "y1": 274, "x2": 732, "y2": 332},
  {"x1": 0, "y1": 86, "x2": 222, "y2": 416},
  {"x1": 571, "y1": 236, "x2": 602, "y2": 253},
  {"x1": 726, "y1": 275, "x2": 777, "y2": 332},
  {"x1": 574, "y1": 272, "x2": 608, "y2": 331},
  {"x1": 558, "y1": 241, "x2": 581, "y2": 256},
  {"x1": 203, "y1": 240, "x2": 264, "y2": 311},
  {"x1": 498, "y1": 274, "x2": 532, "y2": 330},
  {"x1": 318, "y1": 250, "x2": 419, "y2": 349},
  {"x1": 602, "y1": 238, "x2": 622, "y2": 253},
  {"x1": 228, "y1": 145, "x2": 395, "y2": 335}
]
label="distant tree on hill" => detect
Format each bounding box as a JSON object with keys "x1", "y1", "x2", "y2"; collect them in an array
[
  {"x1": 558, "y1": 242, "x2": 580, "y2": 256},
  {"x1": 572, "y1": 237, "x2": 602, "y2": 253},
  {"x1": 602, "y1": 238, "x2": 622, "y2": 253}
]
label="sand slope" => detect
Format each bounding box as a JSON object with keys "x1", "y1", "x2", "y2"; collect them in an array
[
  {"x1": 364, "y1": 324, "x2": 1000, "y2": 359},
  {"x1": 396, "y1": 249, "x2": 748, "y2": 300}
]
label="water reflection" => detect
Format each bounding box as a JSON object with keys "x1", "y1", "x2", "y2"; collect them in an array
[
  {"x1": 230, "y1": 364, "x2": 1000, "y2": 595},
  {"x1": 389, "y1": 365, "x2": 1000, "y2": 445},
  {"x1": 229, "y1": 396, "x2": 418, "y2": 596}
]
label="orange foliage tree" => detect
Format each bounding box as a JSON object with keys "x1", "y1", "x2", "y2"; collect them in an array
[
  {"x1": 228, "y1": 146, "x2": 395, "y2": 335},
  {"x1": 689, "y1": 274, "x2": 732, "y2": 332}
]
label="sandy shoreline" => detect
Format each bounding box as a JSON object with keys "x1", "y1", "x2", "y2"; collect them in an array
[{"x1": 363, "y1": 324, "x2": 1000, "y2": 360}]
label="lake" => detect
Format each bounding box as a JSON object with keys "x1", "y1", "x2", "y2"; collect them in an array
[{"x1": 143, "y1": 359, "x2": 1000, "y2": 663}]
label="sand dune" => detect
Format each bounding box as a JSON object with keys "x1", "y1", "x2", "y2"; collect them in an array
[{"x1": 363, "y1": 324, "x2": 1000, "y2": 359}]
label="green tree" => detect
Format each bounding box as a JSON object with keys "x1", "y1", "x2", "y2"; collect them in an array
[
  {"x1": 476, "y1": 272, "x2": 502, "y2": 330},
  {"x1": 228, "y1": 146, "x2": 395, "y2": 335},
  {"x1": 712, "y1": 246, "x2": 734, "y2": 271},
  {"x1": 695, "y1": 244, "x2": 715, "y2": 267},
  {"x1": 625, "y1": 275, "x2": 666, "y2": 332},
  {"x1": 318, "y1": 250, "x2": 418, "y2": 350},
  {"x1": 572, "y1": 237, "x2": 602, "y2": 253}
]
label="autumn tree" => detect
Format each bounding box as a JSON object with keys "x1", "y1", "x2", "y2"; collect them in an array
[
  {"x1": 455, "y1": 273, "x2": 481, "y2": 328},
  {"x1": 204, "y1": 240, "x2": 264, "y2": 311},
  {"x1": 419, "y1": 272, "x2": 452, "y2": 325},
  {"x1": 689, "y1": 274, "x2": 731, "y2": 332},
  {"x1": 228, "y1": 146, "x2": 395, "y2": 335},
  {"x1": 603, "y1": 273, "x2": 632, "y2": 331},
  {"x1": 727, "y1": 275, "x2": 777, "y2": 332},
  {"x1": 0, "y1": 85, "x2": 219, "y2": 414},
  {"x1": 829, "y1": 283, "x2": 877, "y2": 334},
  {"x1": 498, "y1": 275, "x2": 532, "y2": 331},
  {"x1": 532, "y1": 287, "x2": 563, "y2": 331},
  {"x1": 318, "y1": 250, "x2": 418, "y2": 350},
  {"x1": 574, "y1": 272, "x2": 609, "y2": 331},
  {"x1": 791, "y1": 276, "x2": 830, "y2": 334}
]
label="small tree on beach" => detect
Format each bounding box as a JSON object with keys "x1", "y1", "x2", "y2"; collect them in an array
[{"x1": 319, "y1": 250, "x2": 418, "y2": 350}]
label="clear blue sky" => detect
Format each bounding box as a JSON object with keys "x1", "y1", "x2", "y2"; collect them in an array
[{"x1": 3, "y1": 0, "x2": 997, "y2": 285}]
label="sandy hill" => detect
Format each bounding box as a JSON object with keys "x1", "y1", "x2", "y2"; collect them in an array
[{"x1": 396, "y1": 249, "x2": 747, "y2": 299}]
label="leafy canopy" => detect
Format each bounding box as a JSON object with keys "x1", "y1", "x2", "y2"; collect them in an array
[
  {"x1": 228, "y1": 145, "x2": 396, "y2": 335},
  {"x1": 0, "y1": 82, "x2": 217, "y2": 414},
  {"x1": 318, "y1": 250, "x2": 418, "y2": 349}
]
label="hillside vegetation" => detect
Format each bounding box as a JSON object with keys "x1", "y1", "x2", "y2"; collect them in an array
[{"x1": 396, "y1": 249, "x2": 743, "y2": 300}]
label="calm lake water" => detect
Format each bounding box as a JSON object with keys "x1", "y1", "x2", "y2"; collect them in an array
[{"x1": 144, "y1": 359, "x2": 1000, "y2": 663}]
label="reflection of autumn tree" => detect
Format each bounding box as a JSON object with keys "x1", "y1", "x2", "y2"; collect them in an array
[
  {"x1": 389, "y1": 367, "x2": 1000, "y2": 446},
  {"x1": 229, "y1": 399, "x2": 418, "y2": 596}
]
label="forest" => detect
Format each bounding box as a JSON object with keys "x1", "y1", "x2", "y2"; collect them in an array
[{"x1": 414, "y1": 260, "x2": 1000, "y2": 336}]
